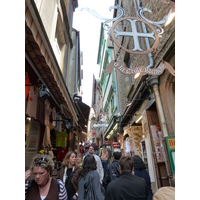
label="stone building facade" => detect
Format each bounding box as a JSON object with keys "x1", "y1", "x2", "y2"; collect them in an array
[{"x1": 95, "y1": 0, "x2": 175, "y2": 192}]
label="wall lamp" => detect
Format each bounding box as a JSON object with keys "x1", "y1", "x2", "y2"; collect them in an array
[
  {"x1": 135, "y1": 116, "x2": 143, "y2": 123},
  {"x1": 25, "y1": 83, "x2": 50, "y2": 101}
]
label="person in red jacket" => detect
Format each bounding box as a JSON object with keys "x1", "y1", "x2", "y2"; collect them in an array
[{"x1": 79, "y1": 145, "x2": 84, "y2": 154}]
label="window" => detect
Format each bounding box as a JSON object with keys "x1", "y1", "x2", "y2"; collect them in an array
[
  {"x1": 111, "y1": 96, "x2": 114, "y2": 113},
  {"x1": 53, "y1": 37, "x2": 61, "y2": 63},
  {"x1": 53, "y1": 10, "x2": 66, "y2": 72}
]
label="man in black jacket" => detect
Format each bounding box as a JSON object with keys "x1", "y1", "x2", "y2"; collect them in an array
[
  {"x1": 103, "y1": 151, "x2": 121, "y2": 190},
  {"x1": 105, "y1": 156, "x2": 147, "y2": 200}
]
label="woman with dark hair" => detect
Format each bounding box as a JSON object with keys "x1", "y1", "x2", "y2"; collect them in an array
[
  {"x1": 57, "y1": 151, "x2": 76, "y2": 200},
  {"x1": 133, "y1": 155, "x2": 153, "y2": 200},
  {"x1": 78, "y1": 154, "x2": 104, "y2": 200}
]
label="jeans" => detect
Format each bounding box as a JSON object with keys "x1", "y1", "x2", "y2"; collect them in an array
[{"x1": 101, "y1": 160, "x2": 108, "y2": 176}]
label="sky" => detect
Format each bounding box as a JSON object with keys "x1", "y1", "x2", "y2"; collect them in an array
[{"x1": 73, "y1": 0, "x2": 114, "y2": 107}]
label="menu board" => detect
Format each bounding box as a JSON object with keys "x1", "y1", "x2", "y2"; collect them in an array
[{"x1": 150, "y1": 125, "x2": 164, "y2": 163}]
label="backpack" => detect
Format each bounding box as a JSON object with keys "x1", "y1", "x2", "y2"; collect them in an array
[{"x1": 109, "y1": 164, "x2": 120, "y2": 181}]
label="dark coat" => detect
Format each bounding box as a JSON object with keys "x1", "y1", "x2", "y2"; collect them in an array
[
  {"x1": 71, "y1": 165, "x2": 82, "y2": 192},
  {"x1": 57, "y1": 165, "x2": 76, "y2": 199},
  {"x1": 105, "y1": 171, "x2": 147, "y2": 200},
  {"x1": 78, "y1": 170, "x2": 104, "y2": 200},
  {"x1": 133, "y1": 156, "x2": 153, "y2": 200},
  {"x1": 103, "y1": 160, "x2": 120, "y2": 190}
]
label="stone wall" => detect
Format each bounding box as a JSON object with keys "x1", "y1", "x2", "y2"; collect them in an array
[{"x1": 114, "y1": 0, "x2": 175, "y2": 121}]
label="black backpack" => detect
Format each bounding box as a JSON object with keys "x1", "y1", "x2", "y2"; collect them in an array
[{"x1": 109, "y1": 164, "x2": 120, "y2": 181}]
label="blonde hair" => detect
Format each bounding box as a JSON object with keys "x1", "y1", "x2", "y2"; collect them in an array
[
  {"x1": 29, "y1": 154, "x2": 54, "y2": 176},
  {"x1": 63, "y1": 151, "x2": 76, "y2": 167}
]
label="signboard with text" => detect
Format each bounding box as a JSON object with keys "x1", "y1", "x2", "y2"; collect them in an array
[{"x1": 165, "y1": 135, "x2": 175, "y2": 179}]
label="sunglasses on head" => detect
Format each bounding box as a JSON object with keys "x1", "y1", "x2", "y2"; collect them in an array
[{"x1": 33, "y1": 157, "x2": 48, "y2": 164}]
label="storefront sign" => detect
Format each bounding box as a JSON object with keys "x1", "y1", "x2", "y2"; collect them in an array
[
  {"x1": 104, "y1": 60, "x2": 175, "y2": 76},
  {"x1": 112, "y1": 142, "x2": 120, "y2": 148},
  {"x1": 106, "y1": 16, "x2": 175, "y2": 77},
  {"x1": 168, "y1": 138, "x2": 175, "y2": 149},
  {"x1": 105, "y1": 141, "x2": 111, "y2": 146},
  {"x1": 165, "y1": 136, "x2": 175, "y2": 179}
]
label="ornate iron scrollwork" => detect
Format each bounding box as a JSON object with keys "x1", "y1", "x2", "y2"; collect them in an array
[
  {"x1": 137, "y1": 6, "x2": 167, "y2": 37},
  {"x1": 80, "y1": 5, "x2": 125, "y2": 34}
]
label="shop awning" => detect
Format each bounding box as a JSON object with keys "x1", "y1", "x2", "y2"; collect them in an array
[
  {"x1": 76, "y1": 99, "x2": 90, "y2": 131},
  {"x1": 25, "y1": 2, "x2": 78, "y2": 124},
  {"x1": 104, "y1": 115, "x2": 119, "y2": 139}
]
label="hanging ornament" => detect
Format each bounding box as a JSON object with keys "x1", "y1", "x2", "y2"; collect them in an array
[
  {"x1": 110, "y1": 17, "x2": 159, "y2": 55},
  {"x1": 81, "y1": 4, "x2": 175, "y2": 77}
]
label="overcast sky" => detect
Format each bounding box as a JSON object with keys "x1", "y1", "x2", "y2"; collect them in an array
[{"x1": 73, "y1": 0, "x2": 114, "y2": 107}]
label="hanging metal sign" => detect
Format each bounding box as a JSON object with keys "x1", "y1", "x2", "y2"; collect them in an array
[
  {"x1": 80, "y1": 5, "x2": 125, "y2": 34},
  {"x1": 81, "y1": 4, "x2": 175, "y2": 77},
  {"x1": 104, "y1": 60, "x2": 175, "y2": 76},
  {"x1": 107, "y1": 16, "x2": 175, "y2": 76},
  {"x1": 110, "y1": 17, "x2": 159, "y2": 55}
]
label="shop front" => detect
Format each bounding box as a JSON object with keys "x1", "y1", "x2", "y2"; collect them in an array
[
  {"x1": 119, "y1": 99, "x2": 174, "y2": 193},
  {"x1": 25, "y1": 1, "x2": 81, "y2": 174},
  {"x1": 104, "y1": 115, "x2": 122, "y2": 159},
  {"x1": 25, "y1": 58, "x2": 77, "y2": 173}
]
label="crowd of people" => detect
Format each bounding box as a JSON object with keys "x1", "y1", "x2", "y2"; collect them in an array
[{"x1": 25, "y1": 142, "x2": 175, "y2": 200}]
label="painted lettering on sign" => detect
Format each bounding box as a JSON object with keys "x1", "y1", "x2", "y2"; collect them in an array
[
  {"x1": 104, "y1": 60, "x2": 175, "y2": 76},
  {"x1": 168, "y1": 138, "x2": 175, "y2": 149}
]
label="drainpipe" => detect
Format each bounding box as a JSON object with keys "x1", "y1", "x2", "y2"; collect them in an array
[
  {"x1": 148, "y1": 76, "x2": 168, "y2": 137},
  {"x1": 148, "y1": 76, "x2": 172, "y2": 186},
  {"x1": 133, "y1": 0, "x2": 171, "y2": 186}
]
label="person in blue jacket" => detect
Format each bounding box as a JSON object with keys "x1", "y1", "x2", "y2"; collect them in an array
[{"x1": 133, "y1": 155, "x2": 153, "y2": 200}]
